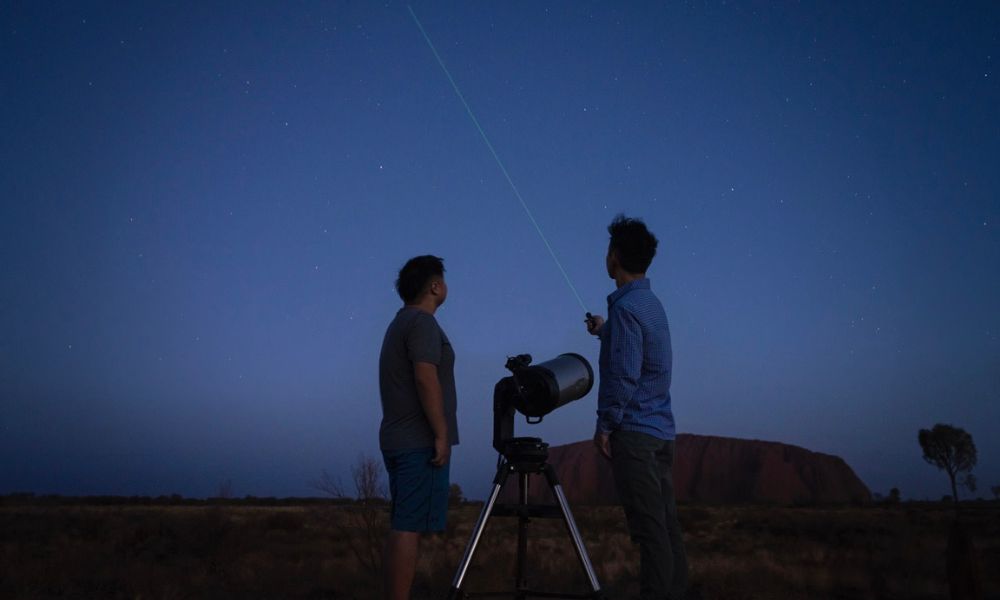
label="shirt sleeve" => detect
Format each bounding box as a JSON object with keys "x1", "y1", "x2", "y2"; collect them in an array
[
  {"x1": 406, "y1": 314, "x2": 442, "y2": 365},
  {"x1": 596, "y1": 305, "x2": 643, "y2": 433}
]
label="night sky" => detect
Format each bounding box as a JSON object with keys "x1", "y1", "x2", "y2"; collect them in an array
[{"x1": 2, "y1": 2, "x2": 998, "y2": 502}]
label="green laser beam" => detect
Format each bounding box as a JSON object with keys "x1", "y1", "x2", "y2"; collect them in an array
[{"x1": 407, "y1": 5, "x2": 589, "y2": 314}]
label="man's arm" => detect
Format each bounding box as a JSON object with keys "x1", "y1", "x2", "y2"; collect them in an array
[
  {"x1": 596, "y1": 306, "x2": 643, "y2": 435},
  {"x1": 414, "y1": 361, "x2": 450, "y2": 466}
]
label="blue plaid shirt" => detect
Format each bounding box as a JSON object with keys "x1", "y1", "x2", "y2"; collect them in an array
[{"x1": 596, "y1": 278, "x2": 675, "y2": 440}]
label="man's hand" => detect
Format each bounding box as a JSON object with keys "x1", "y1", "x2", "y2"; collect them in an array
[
  {"x1": 585, "y1": 313, "x2": 605, "y2": 335},
  {"x1": 594, "y1": 430, "x2": 612, "y2": 460},
  {"x1": 431, "y1": 436, "x2": 451, "y2": 467}
]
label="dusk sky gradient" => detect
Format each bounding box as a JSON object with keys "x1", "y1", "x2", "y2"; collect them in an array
[{"x1": 2, "y1": 2, "x2": 998, "y2": 501}]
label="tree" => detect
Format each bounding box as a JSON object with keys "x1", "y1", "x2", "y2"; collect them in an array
[
  {"x1": 991, "y1": 485, "x2": 1000, "y2": 501},
  {"x1": 311, "y1": 454, "x2": 388, "y2": 578},
  {"x1": 918, "y1": 424, "x2": 977, "y2": 505},
  {"x1": 887, "y1": 487, "x2": 901, "y2": 505},
  {"x1": 448, "y1": 483, "x2": 465, "y2": 507}
]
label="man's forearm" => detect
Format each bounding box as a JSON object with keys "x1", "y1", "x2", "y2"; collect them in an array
[
  {"x1": 596, "y1": 398, "x2": 625, "y2": 433},
  {"x1": 416, "y1": 378, "x2": 449, "y2": 441},
  {"x1": 596, "y1": 374, "x2": 638, "y2": 432}
]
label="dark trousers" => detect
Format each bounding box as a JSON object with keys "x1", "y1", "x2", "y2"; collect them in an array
[{"x1": 610, "y1": 431, "x2": 689, "y2": 600}]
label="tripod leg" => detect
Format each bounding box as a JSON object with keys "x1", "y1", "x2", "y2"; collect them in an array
[
  {"x1": 448, "y1": 462, "x2": 511, "y2": 599},
  {"x1": 516, "y1": 471, "x2": 529, "y2": 595},
  {"x1": 543, "y1": 464, "x2": 602, "y2": 594}
]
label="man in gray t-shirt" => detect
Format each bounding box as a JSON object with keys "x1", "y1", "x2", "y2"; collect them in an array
[
  {"x1": 378, "y1": 255, "x2": 459, "y2": 600},
  {"x1": 379, "y1": 307, "x2": 459, "y2": 450}
]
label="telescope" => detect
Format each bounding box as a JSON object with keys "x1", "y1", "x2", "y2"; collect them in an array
[
  {"x1": 493, "y1": 353, "x2": 594, "y2": 456},
  {"x1": 449, "y1": 353, "x2": 604, "y2": 600}
]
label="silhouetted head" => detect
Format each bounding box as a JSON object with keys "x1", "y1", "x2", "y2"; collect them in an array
[
  {"x1": 396, "y1": 255, "x2": 447, "y2": 307},
  {"x1": 606, "y1": 214, "x2": 658, "y2": 277}
]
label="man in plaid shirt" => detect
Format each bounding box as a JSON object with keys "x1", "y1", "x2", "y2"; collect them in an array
[{"x1": 586, "y1": 215, "x2": 689, "y2": 600}]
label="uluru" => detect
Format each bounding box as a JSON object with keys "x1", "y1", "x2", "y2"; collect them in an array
[{"x1": 505, "y1": 434, "x2": 871, "y2": 505}]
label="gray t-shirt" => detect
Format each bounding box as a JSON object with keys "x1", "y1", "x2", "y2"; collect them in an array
[{"x1": 378, "y1": 307, "x2": 459, "y2": 451}]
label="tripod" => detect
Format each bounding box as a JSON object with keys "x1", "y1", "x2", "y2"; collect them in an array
[{"x1": 447, "y1": 437, "x2": 604, "y2": 600}]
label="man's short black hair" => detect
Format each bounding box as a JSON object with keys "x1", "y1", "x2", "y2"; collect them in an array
[
  {"x1": 608, "y1": 214, "x2": 658, "y2": 274},
  {"x1": 396, "y1": 255, "x2": 445, "y2": 304}
]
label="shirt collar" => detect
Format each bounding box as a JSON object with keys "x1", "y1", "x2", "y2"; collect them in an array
[{"x1": 607, "y1": 278, "x2": 650, "y2": 307}]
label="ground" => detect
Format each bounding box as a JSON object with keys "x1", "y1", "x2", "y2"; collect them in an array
[{"x1": 1, "y1": 500, "x2": 997, "y2": 599}]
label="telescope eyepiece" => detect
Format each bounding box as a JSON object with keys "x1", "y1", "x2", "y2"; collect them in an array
[{"x1": 505, "y1": 354, "x2": 533, "y2": 372}]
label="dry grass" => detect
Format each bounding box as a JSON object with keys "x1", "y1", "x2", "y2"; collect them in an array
[{"x1": 1, "y1": 501, "x2": 998, "y2": 599}]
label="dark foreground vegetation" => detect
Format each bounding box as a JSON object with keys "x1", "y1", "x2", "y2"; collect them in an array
[{"x1": 1, "y1": 497, "x2": 997, "y2": 599}]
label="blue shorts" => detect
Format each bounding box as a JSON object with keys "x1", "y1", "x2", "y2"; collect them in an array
[{"x1": 382, "y1": 447, "x2": 450, "y2": 532}]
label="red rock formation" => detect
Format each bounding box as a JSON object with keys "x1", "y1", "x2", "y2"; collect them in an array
[{"x1": 500, "y1": 434, "x2": 871, "y2": 505}]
